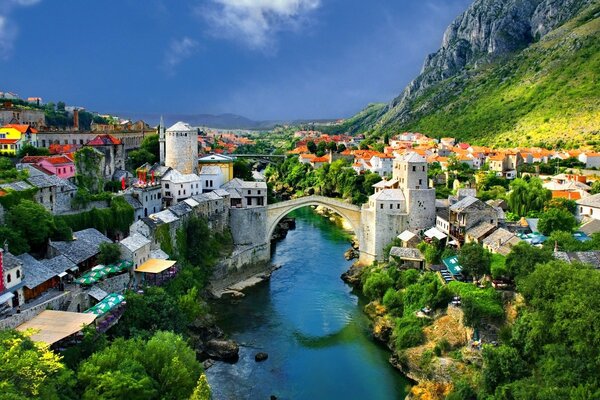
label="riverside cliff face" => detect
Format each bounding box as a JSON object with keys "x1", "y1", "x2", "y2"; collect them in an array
[{"x1": 344, "y1": 0, "x2": 597, "y2": 136}]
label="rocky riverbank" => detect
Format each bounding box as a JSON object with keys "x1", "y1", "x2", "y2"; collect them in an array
[{"x1": 342, "y1": 263, "x2": 481, "y2": 400}]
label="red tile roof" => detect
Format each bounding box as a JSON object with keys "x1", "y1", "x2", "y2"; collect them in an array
[{"x1": 87, "y1": 134, "x2": 122, "y2": 146}]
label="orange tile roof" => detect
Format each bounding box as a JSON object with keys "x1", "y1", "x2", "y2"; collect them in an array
[
  {"x1": 552, "y1": 191, "x2": 582, "y2": 200},
  {"x1": 312, "y1": 156, "x2": 329, "y2": 163},
  {"x1": 2, "y1": 124, "x2": 38, "y2": 133}
]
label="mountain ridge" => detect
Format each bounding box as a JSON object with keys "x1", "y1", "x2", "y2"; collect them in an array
[{"x1": 329, "y1": 0, "x2": 600, "y2": 146}]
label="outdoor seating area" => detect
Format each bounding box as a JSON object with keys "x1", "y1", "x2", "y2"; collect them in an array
[
  {"x1": 16, "y1": 310, "x2": 97, "y2": 345},
  {"x1": 74, "y1": 260, "x2": 133, "y2": 285},
  {"x1": 84, "y1": 293, "x2": 126, "y2": 333},
  {"x1": 134, "y1": 259, "x2": 178, "y2": 286}
]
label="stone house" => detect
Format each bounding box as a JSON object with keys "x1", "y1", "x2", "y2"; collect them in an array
[
  {"x1": 161, "y1": 169, "x2": 202, "y2": 207},
  {"x1": 221, "y1": 178, "x2": 267, "y2": 208},
  {"x1": 119, "y1": 233, "x2": 151, "y2": 268},
  {"x1": 482, "y1": 228, "x2": 522, "y2": 256},
  {"x1": 123, "y1": 182, "x2": 162, "y2": 220},
  {"x1": 27, "y1": 174, "x2": 77, "y2": 214},
  {"x1": 576, "y1": 193, "x2": 600, "y2": 220},
  {"x1": 87, "y1": 134, "x2": 126, "y2": 179},
  {"x1": 48, "y1": 228, "x2": 112, "y2": 272},
  {"x1": 448, "y1": 196, "x2": 498, "y2": 244},
  {"x1": 19, "y1": 155, "x2": 75, "y2": 179},
  {"x1": 199, "y1": 165, "x2": 224, "y2": 193},
  {"x1": 0, "y1": 249, "x2": 25, "y2": 309},
  {"x1": 389, "y1": 247, "x2": 425, "y2": 269}
]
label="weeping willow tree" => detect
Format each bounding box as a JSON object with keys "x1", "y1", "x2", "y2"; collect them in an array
[{"x1": 507, "y1": 177, "x2": 551, "y2": 217}]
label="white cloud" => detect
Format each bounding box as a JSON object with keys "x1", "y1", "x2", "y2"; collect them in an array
[
  {"x1": 0, "y1": 0, "x2": 41, "y2": 60},
  {"x1": 201, "y1": 0, "x2": 320, "y2": 50},
  {"x1": 162, "y1": 36, "x2": 199, "y2": 75}
]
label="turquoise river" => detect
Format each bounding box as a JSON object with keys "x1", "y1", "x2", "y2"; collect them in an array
[{"x1": 206, "y1": 207, "x2": 411, "y2": 399}]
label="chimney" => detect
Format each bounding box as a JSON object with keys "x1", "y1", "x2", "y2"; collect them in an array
[{"x1": 73, "y1": 109, "x2": 79, "y2": 131}]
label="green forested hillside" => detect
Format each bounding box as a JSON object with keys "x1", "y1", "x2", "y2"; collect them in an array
[{"x1": 332, "y1": 3, "x2": 600, "y2": 147}]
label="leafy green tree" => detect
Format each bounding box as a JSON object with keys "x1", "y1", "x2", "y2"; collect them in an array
[
  {"x1": 16, "y1": 144, "x2": 50, "y2": 159},
  {"x1": 363, "y1": 271, "x2": 394, "y2": 301},
  {"x1": 97, "y1": 242, "x2": 121, "y2": 265},
  {"x1": 0, "y1": 330, "x2": 74, "y2": 399},
  {"x1": 457, "y1": 242, "x2": 491, "y2": 280},
  {"x1": 233, "y1": 159, "x2": 253, "y2": 181},
  {"x1": 78, "y1": 332, "x2": 201, "y2": 400},
  {"x1": 394, "y1": 316, "x2": 425, "y2": 349},
  {"x1": 74, "y1": 147, "x2": 105, "y2": 193},
  {"x1": 545, "y1": 197, "x2": 577, "y2": 213},
  {"x1": 306, "y1": 140, "x2": 317, "y2": 154},
  {"x1": 508, "y1": 178, "x2": 551, "y2": 217},
  {"x1": 590, "y1": 180, "x2": 600, "y2": 195},
  {"x1": 0, "y1": 226, "x2": 30, "y2": 255},
  {"x1": 537, "y1": 207, "x2": 577, "y2": 235},
  {"x1": 114, "y1": 287, "x2": 187, "y2": 337},
  {"x1": 482, "y1": 344, "x2": 528, "y2": 394},
  {"x1": 6, "y1": 200, "x2": 56, "y2": 252},
  {"x1": 189, "y1": 375, "x2": 211, "y2": 400},
  {"x1": 336, "y1": 143, "x2": 346, "y2": 153},
  {"x1": 505, "y1": 242, "x2": 552, "y2": 280},
  {"x1": 128, "y1": 149, "x2": 155, "y2": 169},
  {"x1": 382, "y1": 288, "x2": 404, "y2": 316}
]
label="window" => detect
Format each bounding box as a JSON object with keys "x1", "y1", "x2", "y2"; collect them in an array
[
  {"x1": 248, "y1": 190, "x2": 251, "y2": 195},
  {"x1": 380, "y1": 203, "x2": 383, "y2": 209},
  {"x1": 397, "y1": 204, "x2": 400, "y2": 209},
  {"x1": 419, "y1": 179, "x2": 422, "y2": 185},
  {"x1": 165, "y1": 184, "x2": 170, "y2": 189},
  {"x1": 390, "y1": 204, "x2": 393, "y2": 209},
  {"x1": 422, "y1": 166, "x2": 425, "y2": 171},
  {"x1": 412, "y1": 166, "x2": 416, "y2": 172},
  {"x1": 258, "y1": 190, "x2": 261, "y2": 195},
  {"x1": 6, "y1": 273, "x2": 10, "y2": 283},
  {"x1": 16, "y1": 270, "x2": 20, "y2": 279}
]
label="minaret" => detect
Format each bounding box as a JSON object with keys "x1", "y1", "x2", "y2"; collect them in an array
[{"x1": 159, "y1": 115, "x2": 166, "y2": 165}]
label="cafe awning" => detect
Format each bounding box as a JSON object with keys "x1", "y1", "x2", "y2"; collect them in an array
[
  {"x1": 16, "y1": 310, "x2": 96, "y2": 345},
  {"x1": 424, "y1": 227, "x2": 447, "y2": 240},
  {"x1": 135, "y1": 259, "x2": 176, "y2": 274}
]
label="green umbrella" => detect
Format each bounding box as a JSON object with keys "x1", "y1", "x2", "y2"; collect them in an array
[
  {"x1": 87, "y1": 269, "x2": 108, "y2": 280},
  {"x1": 103, "y1": 264, "x2": 121, "y2": 274},
  {"x1": 118, "y1": 260, "x2": 133, "y2": 271},
  {"x1": 75, "y1": 275, "x2": 97, "y2": 285},
  {"x1": 84, "y1": 293, "x2": 125, "y2": 316}
]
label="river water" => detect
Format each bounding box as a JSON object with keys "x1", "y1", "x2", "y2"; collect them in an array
[{"x1": 207, "y1": 207, "x2": 410, "y2": 400}]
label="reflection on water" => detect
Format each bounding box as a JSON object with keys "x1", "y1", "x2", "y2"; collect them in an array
[{"x1": 207, "y1": 207, "x2": 409, "y2": 400}]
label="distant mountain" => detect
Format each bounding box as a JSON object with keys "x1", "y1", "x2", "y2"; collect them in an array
[
  {"x1": 121, "y1": 112, "x2": 338, "y2": 131},
  {"x1": 330, "y1": 0, "x2": 600, "y2": 146}
]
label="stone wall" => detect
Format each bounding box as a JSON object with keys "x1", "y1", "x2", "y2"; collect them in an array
[
  {"x1": 230, "y1": 207, "x2": 267, "y2": 246},
  {"x1": 406, "y1": 188, "x2": 436, "y2": 230},
  {"x1": 211, "y1": 243, "x2": 270, "y2": 289},
  {"x1": 96, "y1": 273, "x2": 132, "y2": 294}
]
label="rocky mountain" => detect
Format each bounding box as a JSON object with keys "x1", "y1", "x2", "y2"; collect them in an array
[{"x1": 333, "y1": 0, "x2": 600, "y2": 146}]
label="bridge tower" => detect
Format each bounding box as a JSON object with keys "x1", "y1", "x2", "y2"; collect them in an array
[{"x1": 394, "y1": 152, "x2": 436, "y2": 231}]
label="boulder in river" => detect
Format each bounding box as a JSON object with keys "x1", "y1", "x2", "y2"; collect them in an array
[
  {"x1": 205, "y1": 339, "x2": 240, "y2": 362},
  {"x1": 255, "y1": 352, "x2": 269, "y2": 362}
]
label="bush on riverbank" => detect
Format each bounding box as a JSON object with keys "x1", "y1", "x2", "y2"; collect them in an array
[{"x1": 447, "y1": 282, "x2": 504, "y2": 327}]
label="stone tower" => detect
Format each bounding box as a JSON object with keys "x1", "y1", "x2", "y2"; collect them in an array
[
  {"x1": 159, "y1": 115, "x2": 166, "y2": 165},
  {"x1": 165, "y1": 121, "x2": 198, "y2": 174},
  {"x1": 393, "y1": 152, "x2": 436, "y2": 230}
]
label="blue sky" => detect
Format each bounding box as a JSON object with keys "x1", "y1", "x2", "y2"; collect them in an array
[{"x1": 0, "y1": 0, "x2": 472, "y2": 121}]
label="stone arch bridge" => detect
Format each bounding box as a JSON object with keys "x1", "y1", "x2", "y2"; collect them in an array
[{"x1": 266, "y1": 195, "x2": 365, "y2": 261}]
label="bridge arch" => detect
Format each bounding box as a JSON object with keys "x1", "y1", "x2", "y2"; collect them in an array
[{"x1": 266, "y1": 196, "x2": 363, "y2": 251}]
